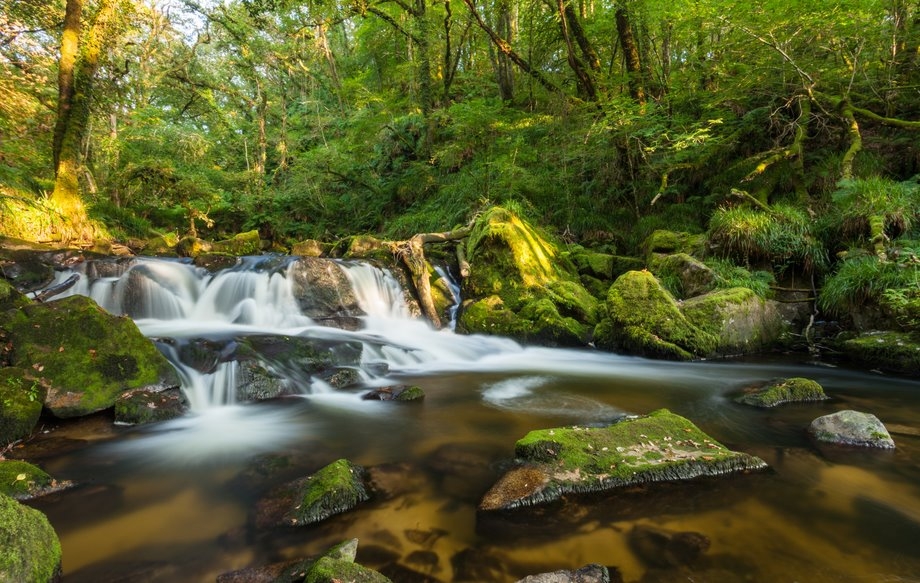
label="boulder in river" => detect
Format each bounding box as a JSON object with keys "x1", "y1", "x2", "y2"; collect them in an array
[
  {"x1": 0, "y1": 459, "x2": 72, "y2": 500},
  {"x1": 256, "y1": 458, "x2": 370, "y2": 528},
  {"x1": 5, "y1": 294, "x2": 179, "y2": 418},
  {"x1": 479, "y1": 409, "x2": 767, "y2": 511},
  {"x1": 0, "y1": 492, "x2": 62, "y2": 583},
  {"x1": 735, "y1": 377, "x2": 828, "y2": 408},
  {"x1": 808, "y1": 410, "x2": 895, "y2": 449},
  {"x1": 516, "y1": 563, "x2": 614, "y2": 583}
]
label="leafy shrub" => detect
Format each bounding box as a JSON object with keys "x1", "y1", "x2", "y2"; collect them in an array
[
  {"x1": 818, "y1": 251, "x2": 920, "y2": 317},
  {"x1": 831, "y1": 176, "x2": 920, "y2": 243}
]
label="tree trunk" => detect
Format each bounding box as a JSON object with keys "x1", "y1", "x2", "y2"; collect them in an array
[
  {"x1": 52, "y1": 0, "x2": 82, "y2": 172},
  {"x1": 557, "y1": 0, "x2": 596, "y2": 101},
  {"x1": 615, "y1": 5, "x2": 645, "y2": 105},
  {"x1": 494, "y1": 0, "x2": 515, "y2": 101}
]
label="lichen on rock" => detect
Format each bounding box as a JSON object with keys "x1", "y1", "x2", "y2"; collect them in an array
[
  {"x1": 808, "y1": 410, "x2": 896, "y2": 448},
  {"x1": 479, "y1": 409, "x2": 767, "y2": 511}
]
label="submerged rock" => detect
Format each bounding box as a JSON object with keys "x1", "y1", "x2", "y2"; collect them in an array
[
  {"x1": 516, "y1": 563, "x2": 614, "y2": 583},
  {"x1": 256, "y1": 459, "x2": 370, "y2": 528},
  {"x1": 362, "y1": 385, "x2": 425, "y2": 401},
  {"x1": 628, "y1": 524, "x2": 710, "y2": 568},
  {"x1": 735, "y1": 377, "x2": 828, "y2": 408},
  {"x1": 6, "y1": 294, "x2": 179, "y2": 418},
  {"x1": 0, "y1": 492, "x2": 62, "y2": 583},
  {"x1": 808, "y1": 410, "x2": 895, "y2": 449},
  {"x1": 479, "y1": 409, "x2": 767, "y2": 511}
]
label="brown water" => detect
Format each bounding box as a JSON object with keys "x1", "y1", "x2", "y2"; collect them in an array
[{"x1": 19, "y1": 356, "x2": 920, "y2": 583}]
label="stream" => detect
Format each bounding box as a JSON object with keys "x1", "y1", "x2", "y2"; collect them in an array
[{"x1": 17, "y1": 255, "x2": 920, "y2": 582}]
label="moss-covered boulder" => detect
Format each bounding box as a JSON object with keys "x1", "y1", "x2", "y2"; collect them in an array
[
  {"x1": 808, "y1": 410, "x2": 896, "y2": 449},
  {"x1": 457, "y1": 207, "x2": 598, "y2": 346},
  {"x1": 141, "y1": 232, "x2": 179, "y2": 256},
  {"x1": 479, "y1": 409, "x2": 767, "y2": 511},
  {"x1": 594, "y1": 270, "x2": 717, "y2": 360},
  {"x1": 362, "y1": 384, "x2": 425, "y2": 401},
  {"x1": 0, "y1": 278, "x2": 30, "y2": 312},
  {"x1": 839, "y1": 331, "x2": 920, "y2": 374},
  {"x1": 255, "y1": 459, "x2": 370, "y2": 528},
  {"x1": 211, "y1": 230, "x2": 263, "y2": 255},
  {"x1": 0, "y1": 369, "x2": 44, "y2": 446},
  {"x1": 7, "y1": 295, "x2": 179, "y2": 418},
  {"x1": 292, "y1": 239, "x2": 328, "y2": 257},
  {"x1": 218, "y1": 539, "x2": 392, "y2": 583},
  {"x1": 0, "y1": 460, "x2": 71, "y2": 500},
  {"x1": 649, "y1": 253, "x2": 718, "y2": 298},
  {"x1": 682, "y1": 287, "x2": 789, "y2": 356},
  {"x1": 642, "y1": 230, "x2": 707, "y2": 257},
  {"x1": 0, "y1": 492, "x2": 62, "y2": 582},
  {"x1": 736, "y1": 377, "x2": 828, "y2": 408}
]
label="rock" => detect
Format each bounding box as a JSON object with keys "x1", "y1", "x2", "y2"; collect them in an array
[
  {"x1": 0, "y1": 278, "x2": 30, "y2": 311},
  {"x1": 292, "y1": 239, "x2": 328, "y2": 257},
  {"x1": 141, "y1": 232, "x2": 179, "y2": 255},
  {"x1": 840, "y1": 331, "x2": 920, "y2": 375},
  {"x1": 479, "y1": 409, "x2": 767, "y2": 511},
  {"x1": 682, "y1": 287, "x2": 790, "y2": 356},
  {"x1": 175, "y1": 236, "x2": 212, "y2": 257},
  {"x1": 255, "y1": 459, "x2": 370, "y2": 528},
  {"x1": 593, "y1": 270, "x2": 716, "y2": 360},
  {"x1": 628, "y1": 524, "x2": 710, "y2": 568},
  {"x1": 642, "y1": 230, "x2": 707, "y2": 257},
  {"x1": 211, "y1": 230, "x2": 263, "y2": 255},
  {"x1": 114, "y1": 387, "x2": 188, "y2": 425},
  {"x1": 289, "y1": 257, "x2": 365, "y2": 329},
  {"x1": 0, "y1": 492, "x2": 62, "y2": 582},
  {"x1": 649, "y1": 253, "x2": 718, "y2": 298},
  {"x1": 450, "y1": 547, "x2": 506, "y2": 583},
  {"x1": 193, "y1": 253, "x2": 241, "y2": 271},
  {"x1": 235, "y1": 361, "x2": 288, "y2": 402},
  {"x1": 362, "y1": 385, "x2": 425, "y2": 401},
  {"x1": 516, "y1": 563, "x2": 612, "y2": 583},
  {"x1": 6, "y1": 295, "x2": 179, "y2": 418},
  {"x1": 217, "y1": 539, "x2": 392, "y2": 583},
  {"x1": 0, "y1": 459, "x2": 72, "y2": 500},
  {"x1": 808, "y1": 410, "x2": 896, "y2": 448},
  {"x1": 458, "y1": 207, "x2": 597, "y2": 346},
  {"x1": 0, "y1": 368, "x2": 44, "y2": 446},
  {"x1": 735, "y1": 377, "x2": 827, "y2": 408}
]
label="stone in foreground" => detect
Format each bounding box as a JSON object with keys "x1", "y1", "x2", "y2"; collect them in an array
[
  {"x1": 515, "y1": 563, "x2": 613, "y2": 583},
  {"x1": 735, "y1": 377, "x2": 828, "y2": 408},
  {"x1": 808, "y1": 410, "x2": 895, "y2": 449},
  {"x1": 0, "y1": 492, "x2": 62, "y2": 583},
  {"x1": 479, "y1": 409, "x2": 767, "y2": 511},
  {"x1": 217, "y1": 539, "x2": 392, "y2": 583}
]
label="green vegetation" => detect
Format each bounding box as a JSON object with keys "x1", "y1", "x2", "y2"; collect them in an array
[
  {"x1": 0, "y1": 460, "x2": 52, "y2": 499},
  {"x1": 0, "y1": 492, "x2": 62, "y2": 583},
  {"x1": 284, "y1": 459, "x2": 370, "y2": 526},
  {"x1": 736, "y1": 377, "x2": 828, "y2": 408}
]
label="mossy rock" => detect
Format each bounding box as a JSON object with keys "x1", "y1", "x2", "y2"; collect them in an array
[
  {"x1": 649, "y1": 253, "x2": 718, "y2": 298},
  {"x1": 0, "y1": 460, "x2": 51, "y2": 499},
  {"x1": 7, "y1": 295, "x2": 179, "y2": 418},
  {"x1": 362, "y1": 385, "x2": 425, "y2": 401},
  {"x1": 0, "y1": 369, "x2": 44, "y2": 446},
  {"x1": 0, "y1": 279, "x2": 30, "y2": 312},
  {"x1": 0, "y1": 492, "x2": 62, "y2": 582},
  {"x1": 114, "y1": 387, "x2": 188, "y2": 425},
  {"x1": 217, "y1": 539, "x2": 392, "y2": 583},
  {"x1": 682, "y1": 287, "x2": 789, "y2": 356},
  {"x1": 594, "y1": 270, "x2": 717, "y2": 360},
  {"x1": 292, "y1": 239, "x2": 329, "y2": 257},
  {"x1": 256, "y1": 459, "x2": 370, "y2": 528},
  {"x1": 642, "y1": 230, "x2": 707, "y2": 257},
  {"x1": 458, "y1": 207, "x2": 596, "y2": 346},
  {"x1": 211, "y1": 230, "x2": 262, "y2": 255},
  {"x1": 808, "y1": 410, "x2": 895, "y2": 449},
  {"x1": 479, "y1": 409, "x2": 767, "y2": 511},
  {"x1": 141, "y1": 232, "x2": 179, "y2": 256},
  {"x1": 736, "y1": 377, "x2": 828, "y2": 408},
  {"x1": 344, "y1": 235, "x2": 391, "y2": 261},
  {"x1": 175, "y1": 236, "x2": 212, "y2": 258},
  {"x1": 192, "y1": 253, "x2": 241, "y2": 271},
  {"x1": 839, "y1": 331, "x2": 920, "y2": 374}
]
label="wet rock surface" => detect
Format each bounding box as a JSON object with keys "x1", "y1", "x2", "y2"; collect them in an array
[
  {"x1": 515, "y1": 563, "x2": 614, "y2": 583},
  {"x1": 735, "y1": 377, "x2": 828, "y2": 408},
  {"x1": 808, "y1": 410, "x2": 896, "y2": 448}
]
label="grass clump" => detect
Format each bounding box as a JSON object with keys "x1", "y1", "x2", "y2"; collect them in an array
[{"x1": 818, "y1": 252, "x2": 920, "y2": 318}]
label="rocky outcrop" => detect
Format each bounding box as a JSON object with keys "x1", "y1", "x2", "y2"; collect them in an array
[
  {"x1": 479, "y1": 409, "x2": 767, "y2": 511},
  {"x1": 0, "y1": 492, "x2": 62, "y2": 583},
  {"x1": 516, "y1": 563, "x2": 613, "y2": 583},
  {"x1": 289, "y1": 257, "x2": 365, "y2": 329},
  {"x1": 808, "y1": 410, "x2": 896, "y2": 448},
  {"x1": 458, "y1": 207, "x2": 598, "y2": 346},
  {"x1": 736, "y1": 377, "x2": 827, "y2": 408}
]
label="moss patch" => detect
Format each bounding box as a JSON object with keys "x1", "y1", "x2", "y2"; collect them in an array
[
  {"x1": 840, "y1": 331, "x2": 920, "y2": 374},
  {"x1": 0, "y1": 461, "x2": 52, "y2": 499},
  {"x1": 211, "y1": 230, "x2": 262, "y2": 255},
  {"x1": 0, "y1": 369, "x2": 44, "y2": 446},
  {"x1": 642, "y1": 230, "x2": 707, "y2": 257},
  {"x1": 480, "y1": 409, "x2": 767, "y2": 511},
  {"x1": 0, "y1": 492, "x2": 62, "y2": 582},
  {"x1": 736, "y1": 377, "x2": 828, "y2": 408},
  {"x1": 8, "y1": 295, "x2": 179, "y2": 418}
]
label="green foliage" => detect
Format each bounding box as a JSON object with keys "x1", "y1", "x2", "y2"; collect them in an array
[
  {"x1": 831, "y1": 176, "x2": 920, "y2": 243},
  {"x1": 709, "y1": 205, "x2": 827, "y2": 273},
  {"x1": 704, "y1": 258, "x2": 775, "y2": 298},
  {"x1": 818, "y1": 252, "x2": 920, "y2": 317}
]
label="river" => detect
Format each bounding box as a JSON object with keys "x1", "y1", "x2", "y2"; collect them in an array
[{"x1": 18, "y1": 256, "x2": 920, "y2": 582}]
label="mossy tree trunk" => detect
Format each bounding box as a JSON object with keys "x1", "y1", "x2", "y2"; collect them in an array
[{"x1": 615, "y1": 4, "x2": 645, "y2": 106}]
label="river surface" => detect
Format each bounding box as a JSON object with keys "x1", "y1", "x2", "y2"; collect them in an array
[{"x1": 16, "y1": 256, "x2": 920, "y2": 582}]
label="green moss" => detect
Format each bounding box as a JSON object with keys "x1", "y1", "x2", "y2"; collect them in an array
[
  {"x1": 649, "y1": 253, "x2": 718, "y2": 298},
  {"x1": 0, "y1": 492, "x2": 62, "y2": 582},
  {"x1": 211, "y1": 230, "x2": 262, "y2": 255},
  {"x1": 642, "y1": 230, "x2": 707, "y2": 257},
  {"x1": 9, "y1": 295, "x2": 178, "y2": 418},
  {"x1": 736, "y1": 377, "x2": 828, "y2": 408},
  {"x1": 114, "y1": 388, "x2": 187, "y2": 425},
  {"x1": 141, "y1": 232, "x2": 179, "y2": 256},
  {"x1": 284, "y1": 459, "x2": 370, "y2": 526},
  {"x1": 840, "y1": 331, "x2": 920, "y2": 374},
  {"x1": 0, "y1": 279, "x2": 30, "y2": 312},
  {"x1": 393, "y1": 385, "x2": 425, "y2": 401},
  {"x1": 596, "y1": 270, "x2": 717, "y2": 359},
  {"x1": 0, "y1": 369, "x2": 44, "y2": 446},
  {"x1": 304, "y1": 556, "x2": 392, "y2": 583},
  {"x1": 481, "y1": 409, "x2": 767, "y2": 511},
  {"x1": 0, "y1": 460, "x2": 51, "y2": 499}
]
